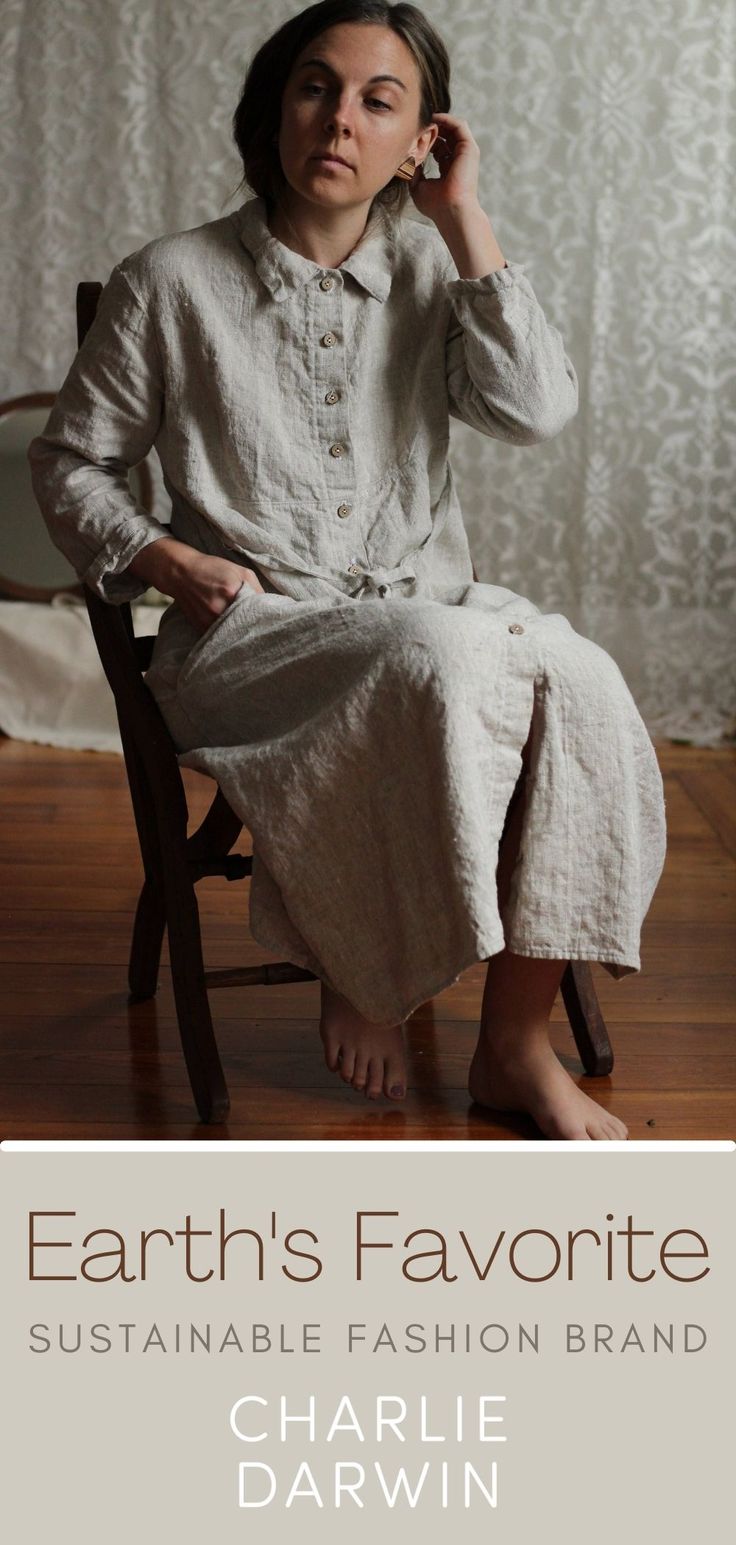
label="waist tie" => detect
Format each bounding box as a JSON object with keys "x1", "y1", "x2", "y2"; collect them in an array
[{"x1": 354, "y1": 560, "x2": 418, "y2": 599}]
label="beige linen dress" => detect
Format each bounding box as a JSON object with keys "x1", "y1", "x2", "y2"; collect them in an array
[{"x1": 28, "y1": 195, "x2": 667, "y2": 1024}]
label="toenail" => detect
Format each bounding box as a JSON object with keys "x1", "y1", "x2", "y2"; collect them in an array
[{"x1": 390, "y1": 1084, "x2": 405, "y2": 1097}]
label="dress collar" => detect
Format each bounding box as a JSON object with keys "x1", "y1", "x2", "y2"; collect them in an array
[{"x1": 232, "y1": 193, "x2": 395, "y2": 304}]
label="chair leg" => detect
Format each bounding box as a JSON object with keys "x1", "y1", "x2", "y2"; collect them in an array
[
  {"x1": 163, "y1": 860, "x2": 230, "y2": 1124},
  {"x1": 128, "y1": 877, "x2": 165, "y2": 1000},
  {"x1": 560, "y1": 962, "x2": 614, "y2": 1076}
]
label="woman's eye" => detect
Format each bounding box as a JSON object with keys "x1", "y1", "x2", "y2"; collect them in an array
[{"x1": 302, "y1": 84, "x2": 391, "y2": 111}]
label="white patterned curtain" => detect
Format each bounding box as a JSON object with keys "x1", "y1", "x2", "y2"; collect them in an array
[{"x1": 3, "y1": 0, "x2": 734, "y2": 744}]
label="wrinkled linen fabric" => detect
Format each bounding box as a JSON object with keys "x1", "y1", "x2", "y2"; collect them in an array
[{"x1": 28, "y1": 195, "x2": 666, "y2": 1023}]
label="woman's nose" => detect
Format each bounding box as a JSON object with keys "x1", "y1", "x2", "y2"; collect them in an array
[{"x1": 324, "y1": 98, "x2": 354, "y2": 135}]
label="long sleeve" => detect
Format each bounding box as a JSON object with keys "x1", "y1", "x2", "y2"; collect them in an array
[
  {"x1": 27, "y1": 262, "x2": 169, "y2": 602},
  {"x1": 443, "y1": 259, "x2": 579, "y2": 445}
]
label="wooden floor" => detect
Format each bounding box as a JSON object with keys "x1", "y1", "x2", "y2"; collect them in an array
[{"x1": 1, "y1": 736, "x2": 734, "y2": 1141}]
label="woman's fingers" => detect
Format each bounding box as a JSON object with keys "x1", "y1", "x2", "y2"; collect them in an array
[{"x1": 172, "y1": 556, "x2": 266, "y2": 633}]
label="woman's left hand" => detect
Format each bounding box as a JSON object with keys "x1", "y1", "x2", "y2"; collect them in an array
[{"x1": 408, "y1": 112, "x2": 481, "y2": 221}]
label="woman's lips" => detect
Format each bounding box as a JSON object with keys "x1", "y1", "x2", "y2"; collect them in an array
[{"x1": 311, "y1": 155, "x2": 352, "y2": 169}]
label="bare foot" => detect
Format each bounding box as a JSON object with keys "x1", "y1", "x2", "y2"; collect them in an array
[
  {"x1": 469, "y1": 1031, "x2": 629, "y2": 1140},
  {"x1": 320, "y1": 981, "x2": 407, "y2": 1100}
]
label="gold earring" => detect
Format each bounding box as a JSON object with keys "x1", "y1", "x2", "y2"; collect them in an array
[{"x1": 395, "y1": 154, "x2": 417, "y2": 181}]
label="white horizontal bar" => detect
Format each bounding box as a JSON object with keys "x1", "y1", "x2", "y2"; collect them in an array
[{"x1": 1, "y1": 1140, "x2": 733, "y2": 1154}]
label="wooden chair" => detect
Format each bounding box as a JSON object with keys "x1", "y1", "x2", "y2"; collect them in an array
[{"x1": 76, "y1": 280, "x2": 614, "y2": 1125}]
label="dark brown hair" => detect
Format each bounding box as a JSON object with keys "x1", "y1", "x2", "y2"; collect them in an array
[{"x1": 231, "y1": 0, "x2": 451, "y2": 222}]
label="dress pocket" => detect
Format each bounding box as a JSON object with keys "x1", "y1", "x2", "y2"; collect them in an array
[{"x1": 177, "y1": 586, "x2": 260, "y2": 683}]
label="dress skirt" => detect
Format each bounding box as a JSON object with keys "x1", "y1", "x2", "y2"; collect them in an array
[{"x1": 144, "y1": 579, "x2": 667, "y2": 1025}]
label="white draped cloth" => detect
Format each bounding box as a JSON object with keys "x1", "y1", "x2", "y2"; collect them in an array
[{"x1": 0, "y1": 596, "x2": 164, "y2": 753}]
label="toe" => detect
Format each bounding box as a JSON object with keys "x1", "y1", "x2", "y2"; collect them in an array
[
  {"x1": 320, "y1": 1028, "x2": 340, "y2": 1073},
  {"x1": 366, "y1": 1058, "x2": 384, "y2": 1100},
  {"x1": 550, "y1": 1117, "x2": 591, "y2": 1139},
  {"x1": 601, "y1": 1115, "x2": 627, "y2": 1139},
  {"x1": 384, "y1": 1040, "x2": 407, "y2": 1100},
  {"x1": 385, "y1": 1062, "x2": 406, "y2": 1101},
  {"x1": 339, "y1": 1047, "x2": 356, "y2": 1084},
  {"x1": 585, "y1": 1118, "x2": 617, "y2": 1140},
  {"x1": 351, "y1": 1054, "x2": 368, "y2": 1092}
]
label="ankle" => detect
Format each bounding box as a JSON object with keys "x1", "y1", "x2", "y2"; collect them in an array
[{"x1": 478, "y1": 1018, "x2": 552, "y2": 1061}]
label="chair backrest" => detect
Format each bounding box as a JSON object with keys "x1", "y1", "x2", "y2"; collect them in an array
[
  {"x1": 0, "y1": 391, "x2": 87, "y2": 601},
  {"x1": 76, "y1": 281, "x2": 103, "y2": 351}
]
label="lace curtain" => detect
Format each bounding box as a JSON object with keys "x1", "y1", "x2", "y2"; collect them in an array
[{"x1": 3, "y1": 0, "x2": 733, "y2": 744}]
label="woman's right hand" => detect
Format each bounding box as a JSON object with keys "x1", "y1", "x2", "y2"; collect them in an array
[{"x1": 128, "y1": 536, "x2": 265, "y2": 635}]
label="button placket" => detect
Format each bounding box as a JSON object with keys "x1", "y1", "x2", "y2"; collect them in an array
[{"x1": 314, "y1": 271, "x2": 356, "y2": 529}]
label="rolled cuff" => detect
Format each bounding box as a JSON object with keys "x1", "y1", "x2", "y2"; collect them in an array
[
  {"x1": 82, "y1": 515, "x2": 170, "y2": 603},
  {"x1": 446, "y1": 259, "x2": 530, "y2": 298}
]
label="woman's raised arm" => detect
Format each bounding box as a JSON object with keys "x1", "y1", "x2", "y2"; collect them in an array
[{"x1": 410, "y1": 113, "x2": 579, "y2": 445}]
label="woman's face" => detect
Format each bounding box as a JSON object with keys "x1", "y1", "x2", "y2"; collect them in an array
[{"x1": 276, "y1": 22, "x2": 438, "y2": 210}]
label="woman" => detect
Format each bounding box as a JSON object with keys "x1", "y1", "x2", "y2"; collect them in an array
[{"x1": 28, "y1": 0, "x2": 667, "y2": 1139}]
